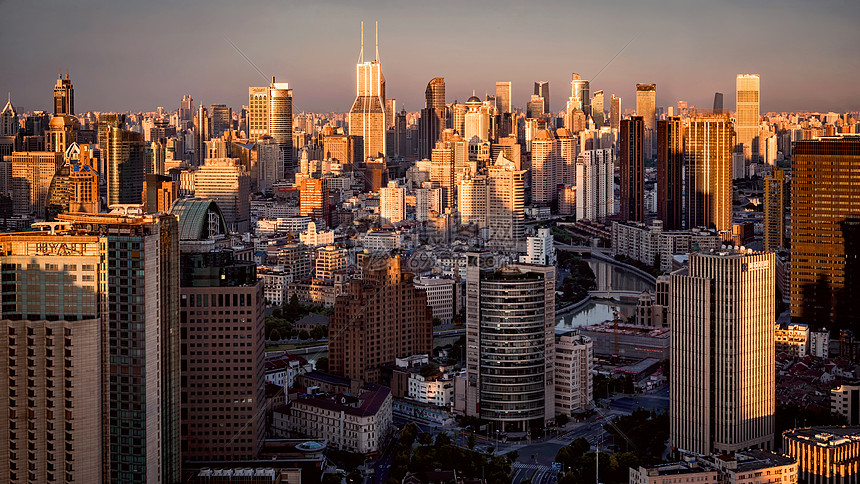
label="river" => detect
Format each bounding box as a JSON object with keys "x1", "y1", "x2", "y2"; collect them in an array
[{"x1": 555, "y1": 257, "x2": 655, "y2": 332}]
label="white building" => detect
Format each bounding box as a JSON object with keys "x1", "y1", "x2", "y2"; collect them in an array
[
  {"x1": 300, "y1": 221, "x2": 335, "y2": 246},
  {"x1": 408, "y1": 373, "x2": 454, "y2": 408},
  {"x1": 414, "y1": 276, "x2": 456, "y2": 324},
  {"x1": 612, "y1": 220, "x2": 722, "y2": 273},
  {"x1": 555, "y1": 331, "x2": 593, "y2": 416},
  {"x1": 576, "y1": 148, "x2": 614, "y2": 221},
  {"x1": 362, "y1": 230, "x2": 401, "y2": 252},
  {"x1": 775, "y1": 323, "x2": 809, "y2": 357},
  {"x1": 315, "y1": 245, "x2": 347, "y2": 280},
  {"x1": 259, "y1": 266, "x2": 288, "y2": 306},
  {"x1": 831, "y1": 385, "x2": 860, "y2": 425},
  {"x1": 810, "y1": 329, "x2": 830, "y2": 358},
  {"x1": 379, "y1": 181, "x2": 405, "y2": 225},
  {"x1": 520, "y1": 227, "x2": 557, "y2": 266}
]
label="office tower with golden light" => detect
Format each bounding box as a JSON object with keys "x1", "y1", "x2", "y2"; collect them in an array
[
  {"x1": 193, "y1": 158, "x2": 250, "y2": 233},
  {"x1": 670, "y1": 249, "x2": 775, "y2": 455},
  {"x1": 570, "y1": 73, "x2": 590, "y2": 115},
  {"x1": 736, "y1": 74, "x2": 760, "y2": 161},
  {"x1": 534, "y1": 81, "x2": 550, "y2": 116},
  {"x1": 657, "y1": 116, "x2": 684, "y2": 230},
  {"x1": 763, "y1": 168, "x2": 785, "y2": 252},
  {"x1": 531, "y1": 129, "x2": 556, "y2": 206},
  {"x1": 45, "y1": 143, "x2": 100, "y2": 220},
  {"x1": 419, "y1": 77, "x2": 446, "y2": 160},
  {"x1": 192, "y1": 104, "x2": 209, "y2": 166},
  {"x1": 53, "y1": 73, "x2": 74, "y2": 116},
  {"x1": 556, "y1": 128, "x2": 577, "y2": 186},
  {"x1": 0, "y1": 211, "x2": 181, "y2": 484},
  {"x1": 141, "y1": 173, "x2": 176, "y2": 213},
  {"x1": 592, "y1": 90, "x2": 605, "y2": 127},
  {"x1": 620, "y1": 116, "x2": 645, "y2": 222},
  {"x1": 636, "y1": 83, "x2": 656, "y2": 157},
  {"x1": 5, "y1": 151, "x2": 64, "y2": 215},
  {"x1": 349, "y1": 22, "x2": 387, "y2": 161},
  {"x1": 299, "y1": 176, "x2": 330, "y2": 227},
  {"x1": 248, "y1": 79, "x2": 293, "y2": 178},
  {"x1": 495, "y1": 81, "x2": 512, "y2": 114},
  {"x1": 486, "y1": 153, "x2": 525, "y2": 249},
  {"x1": 686, "y1": 113, "x2": 733, "y2": 232},
  {"x1": 431, "y1": 140, "x2": 456, "y2": 211},
  {"x1": 791, "y1": 136, "x2": 860, "y2": 330},
  {"x1": 610, "y1": 94, "x2": 621, "y2": 132},
  {"x1": 100, "y1": 114, "x2": 145, "y2": 207}
]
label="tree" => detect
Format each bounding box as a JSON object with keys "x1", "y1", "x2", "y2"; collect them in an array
[
  {"x1": 467, "y1": 432, "x2": 476, "y2": 450},
  {"x1": 417, "y1": 432, "x2": 433, "y2": 446},
  {"x1": 556, "y1": 413, "x2": 570, "y2": 427},
  {"x1": 315, "y1": 356, "x2": 329, "y2": 372},
  {"x1": 433, "y1": 316, "x2": 442, "y2": 326},
  {"x1": 400, "y1": 423, "x2": 419, "y2": 447},
  {"x1": 298, "y1": 329, "x2": 310, "y2": 340},
  {"x1": 434, "y1": 431, "x2": 451, "y2": 448}
]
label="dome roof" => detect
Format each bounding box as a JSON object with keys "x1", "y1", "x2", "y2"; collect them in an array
[
  {"x1": 168, "y1": 198, "x2": 229, "y2": 240},
  {"x1": 466, "y1": 95, "x2": 481, "y2": 104}
]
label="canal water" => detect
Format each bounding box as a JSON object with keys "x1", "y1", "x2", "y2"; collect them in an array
[{"x1": 555, "y1": 258, "x2": 655, "y2": 332}]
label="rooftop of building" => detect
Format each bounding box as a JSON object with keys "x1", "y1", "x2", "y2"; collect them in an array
[
  {"x1": 579, "y1": 321, "x2": 670, "y2": 338},
  {"x1": 291, "y1": 383, "x2": 390, "y2": 418},
  {"x1": 732, "y1": 449, "x2": 795, "y2": 472},
  {"x1": 169, "y1": 198, "x2": 228, "y2": 240},
  {"x1": 784, "y1": 426, "x2": 860, "y2": 447}
]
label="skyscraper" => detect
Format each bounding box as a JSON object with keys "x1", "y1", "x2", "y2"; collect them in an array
[
  {"x1": 431, "y1": 140, "x2": 456, "y2": 211},
  {"x1": 486, "y1": 153, "x2": 526, "y2": 250},
  {"x1": 686, "y1": 113, "x2": 733, "y2": 232},
  {"x1": 670, "y1": 249, "x2": 775, "y2": 455},
  {"x1": 100, "y1": 114, "x2": 145, "y2": 207},
  {"x1": 495, "y1": 81, "x2": 512, "y2": 114},
  {"x1": 329, "y1": 255, "x2": 432, "y2": 384},
  {"x1": 299, "y1": 176, "x2": 331, "y2": 227},
  {"x1": 610, "y1": 94, "x2": 621, "y2": 132},
  {"x1": 534, "y1": 81, "x2": 550, "y2": 115},
  {"x1": 530, "y1": 129, "x2": 556, "y2": 206},
  {"x1": 713, "y1": 92, "x2": 724, "y2": 114},
  {"x1": 576, "y1": 148, "x2": 614, "y2": 221},
  {"x1": 620, "y1": 116, "x2": 645, "y2": 222},
  {"x1": 349, "y1": 22, "x2": 387, "y2": 161},
  {"x1": 736, "y1": 74, "x2": 761, "y2": 161},
  {"x1": 636, "y1": 83, "x2": 656, "y2": 157},
  {"x1": 592, "y1": 90, "x2": 605, "y2": 127},
  {"x1": 791, "y1": 136, "x2": 860, "y2": 330},
  {"x1": 465, "y1": 255, "x2": 556, "y2": 433},
  {"x1": 193, "y1": 158, "x2": 251, "y2": 233},
  {"x1": 657, "y1": 116, "x2": 684, "y2": 230},
  {"x1": 763, "y1": 168, "x2": 785, "y2": 252},
  {"x1": 193, "y1": 104, "x2": 209, "y2": 166},
  {"x1": 1, "y1": 93, "x2": 18, "y2": 136},
  {"x1": 570, "y1": 73, "x2": 590, "y2": 114},
  {"x1": 172, "y1": 202, "x2": 264, "y2": 462},
  {"x1": 178, "y1": 94, "x2": 194, "y2": 129},
  {"x1": 53, "y1": 73, "x2": 74, "y2": 116},
  {"x1": 379, "y1": 180, "x2": 405, "y2": 224},
  {"x1": 248, "y1": 79, "x2": 293, "y2": 178},
  {"x1": 0, "y1": 211, "x2": 181, "y2": 483},
  {"x1": 419, "y1": 77, "x2": 446, "y2": 160},
  {"x1": 6, "y1": 151, "x2": 64, "y2": 215},
  {"x1": 209, "y1": 103, "x2": 232, "y2": 138}
]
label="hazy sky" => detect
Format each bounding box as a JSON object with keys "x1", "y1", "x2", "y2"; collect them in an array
[{"x1": 2, "y1": 0, "x2": 858, "y2": 115}]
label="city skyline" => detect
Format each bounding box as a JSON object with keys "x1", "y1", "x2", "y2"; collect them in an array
[{"x1": 1, "y1": 0, "x2": 859, "y2": 114}]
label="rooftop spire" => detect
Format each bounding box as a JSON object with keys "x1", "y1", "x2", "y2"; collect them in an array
[
  {"x1": 359, "y1": 21, "x2": 364, "y2": 64},
  {"x1": 375, "y1": 21, "x2": 379, "y2": 62}
]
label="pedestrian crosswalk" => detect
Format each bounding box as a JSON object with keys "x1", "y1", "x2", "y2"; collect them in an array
[{"x1": 512, "y1": 463, "x2": 552, "y2": 472}]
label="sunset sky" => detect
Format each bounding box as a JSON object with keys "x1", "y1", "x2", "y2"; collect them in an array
[{"x1": 2, "y1": 0, "x2": 858, "y2": 114}]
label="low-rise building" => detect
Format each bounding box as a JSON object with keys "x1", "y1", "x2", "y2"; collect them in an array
[
  {"x1": 275, "y1": 383, "x2": 393, "y2": 454},
  {"x1": 299, "y1": 221, "x2": 335, "y2": 247},
  {"x1": 783, "y1": 426, "x2": 860, "y2": 484},
  {"x1": 260, "y1": 266, "x2": 288, "y2": 306},
  {"x1": 832, "y1": 385, "x2": 860, "y2": 425},
  {"x1": 408, "y1": 372, "x2": 454, "y2": 408},
  {"x1": 266, "y1": 353, "x2": 313, "y2": 392},
  {"x1": 775, "y1": 323, "x2": 809, "y2": 357},
  {"x1": 612, "y1": 220, "x2": 722, "y2": 273},
  {"x1": 580, "y1": 322, "x2": 670, "y2": 360},
  {"x1": 630, "y1": 450, "x2": 797, "y2": 484},
  {"x1": 810, "y1": 329, "x2": 830, "y2": 358}
]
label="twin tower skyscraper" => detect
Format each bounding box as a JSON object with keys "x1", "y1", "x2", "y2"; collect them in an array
[{"x1": 348, "y1": 21, "x2": 389, "y2": 162}]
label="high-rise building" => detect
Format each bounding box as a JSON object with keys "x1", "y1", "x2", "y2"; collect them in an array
[
  {"x1": 570, "y1": 73, "x2": 590, "y2": 115},
  {"x1": 713, "y1": 92, "x2": 724, "y2": 114},
  {"x1": 379, "y1": 180, "x2": 405, "y2": 225},
  {"x1": 592, "y1": 90, "x2": 605, "y2": 127},
  {"x1": 193, "y1": 104, "x2": 210, "y2": 166},
  {"x1": 329, "y1": 255, "x2": 432, "y2": 383},
  {"x1": 610, "y1": 94, "x2": 621, "y2": 132},
  {"x1": 465, "y1": 255, "x2": 556, "y2": 432},
  {"x1": 193, "y1": 158, "x2": 250, "y2": 233},
  {"x1": 53, "y1": 73, "x2": 74, "y2": 116},
  {"x1": 736, "y1": 74, "x2": 761, "y2": 161},
  {"x1": 176, "y1": 218, "x2": 264, "y2": 461},
  {"x1": 556, "y1": 128, "x2": 577, "y2": 186},
  {"x1": 179, "y1": 94, "x2": 194, "y2": 129},
  {"x1": 575, "y1": 148, "x2": 614, "y2": 221},
  {"x1": 636, "y1": 83, "x2": 656, "y2": 157},
  {"x1": 299, "y1": 177, "x2": 330, "y2": 228},
  {"x1": 248, "y1": 80, "x2": 293, "y2": 178},
  {"x1": 419, "y1": 77, "x2": 446, "y2": 160},
  {"x1": 527, "y1": 95, "x2": 545, "y2": 120},
  {"x1": 495, "y1": 81, "x2": 512, "y2": 114},
  {"x1": 5, "y1": 151, "x2": 64, "y2": 215},
  {"x1": 530, "y1": 129, "x2": 556, "y2": 206},
  {"x1": 459, "y1": 172, "x2": 488, "y2": 227},
  {"x1": 209, "y1": 103, "x2": 232, "y2": 138},
  {"x1": 791, "y1": 136, "x2": 860, "y2": 330},
  {"x1": 431, "y1": 140, "x2": 455, "y2": 211},
  {"x1": 101, "y1": 118, "x2": 146, "y2": 207},
  {"x1": 657, "y1": 117, "x2": 684, "y2": 230},
  {"x1": 44, "y1": 143, "x2": 100, "y2": 220},
  {"x1": 763, "y1": 168, "x2": 785, "y2": 252},
  {"x1": 349, "y1": 22, "x2": 387, "y2": 161},
  {"x1": 620, "y1": 116, "x2": 645, "y2": 222},
  {"x1": 686, "y1": 113, "x2": 733, "y2": 232},
  {"x1": 1, "y1": 93, "x2": 18, "y2": 136},
  {"x1": 487, "y1": 153, "x2": 526, "y2": 250},
  {"x1": 0, "y1": 211, "x2": 181, "y2": 483},
  {"x1": 670, "y1": 249, "x2": 775, "y2": 455},
  {"x1": 534, "y1": 81, "x2": 550, "y2": 116},
  {"x1": 141, "y1": 173, "x2": 176, "y2": 213}
]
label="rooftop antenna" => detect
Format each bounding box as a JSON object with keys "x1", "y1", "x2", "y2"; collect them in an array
[
  {"x1": 375, "y1": 21, "x2": 379, "y2": 62},
  {"x1": 358, "y1": 21, "x2": 364, "y2": 63}
]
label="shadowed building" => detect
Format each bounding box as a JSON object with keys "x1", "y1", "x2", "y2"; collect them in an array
[
  {"x1": 657, "y1": 117, "x2": 684, "y2": 230},
  {"x1": 419, "y1": 77, "x2": 446, "y2": 160},
  {"x1": 620, "y1": 116, "x2": 645, "y2": 222},
  {"x1": 763, "y1": 168, "x2": 785, "y2": 252}
]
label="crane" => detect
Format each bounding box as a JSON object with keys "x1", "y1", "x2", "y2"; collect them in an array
[{"x1": 610, "y1": 302, "x2": 628, "y2": 360}]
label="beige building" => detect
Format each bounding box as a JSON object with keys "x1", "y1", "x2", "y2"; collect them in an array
[
  {"x1": 299, "y1": 221, "x2": 335, "y2": 247},
  {"x1": 414, "y1": 276, "x2": 456, "y2": 324},
  {"x1": 783, "y1": 426, "x2": 860, "y2": 484},
  {"x1": 279, "y1": 384, "x2": 393, "y2": 454},
  {"x1": 193, "y1": 157, "x2": 250, "y2": 233},
  {"x1": 670, "y1": 249, "x2": 775, "y2": 455},
  {"x1": 686, "y1": 114, "x2": 734, "y2": 232},
  {"x1": 630, "y1": 450, "x2": 796, "y2": 484},
  {"x1": 315, "y1": 245, "x2": 347, "y2": 280},
  {"x1": 5, "y1": 151, "x2": 64, "y2": 216},
  {"x1": 486, "y1": 153, "x2": 526, "y2": 250},
  {"x1": 775, "y1": 322, "x2": 809, "y2": 357},
  {"x1": 378, "y1": 181, "x2": 404, "y2": 224},
  {"x1": 555, "y1": 331, "x2": 593, "y2": 416},
  {"x1": 832, "y1": 386, "x2": 860, "y2": 426}
]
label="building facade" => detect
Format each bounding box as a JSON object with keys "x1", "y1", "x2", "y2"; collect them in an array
[
  {"x1": 555, "y1": 332, "x2": 593, "y2": 416},
  {"x1": 783, "y1": 427, "x2": 860, "y2": 484},
  {"x1": 686, "y1": 113, "x2": 733, "y2": 232},
  {"x1": 620, "y1": 117, "x2": 645, "y2": 222},
  {"x1": 656, "y1": 117, "x2": 683, "y2": 230},
  {"x1": 576, "y1": 148, "x2": 614, "y2": 221}
]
